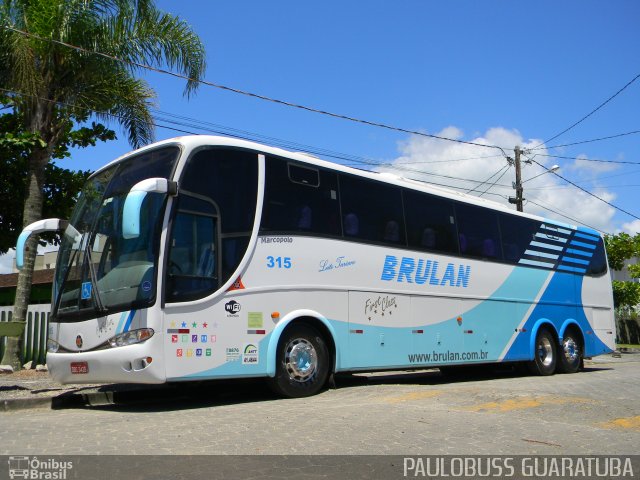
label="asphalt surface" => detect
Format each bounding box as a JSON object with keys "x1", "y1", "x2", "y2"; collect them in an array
[
  {"x1": 0, "y1": 351, "x2": 638, "y2": 411},
  {"x1": 1, "y1": 352, "x2": 639, "y2": 480}
]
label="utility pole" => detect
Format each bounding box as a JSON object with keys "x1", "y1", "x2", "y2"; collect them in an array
[{"x1": 508, "y1": 146, "x2": 525, "y2": 212}]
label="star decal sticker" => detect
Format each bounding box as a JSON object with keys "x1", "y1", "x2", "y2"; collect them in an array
[
  {"x1": 203, "y1": 322, "x2": 208, "y2": 328},
  {"x1": 181, "y1": 321, "x2": 187, "y2": 328},
  {"x1": 170, "y1": 321, "x2": 176, "y2": 328},
  {"x1": 192, "y1": 321, "x2": 198, "y2": 328}
]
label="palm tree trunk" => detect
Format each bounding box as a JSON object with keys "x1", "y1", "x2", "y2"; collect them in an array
[{"x1": 1, "y1": 105, "x2": 52, "y2": 370}]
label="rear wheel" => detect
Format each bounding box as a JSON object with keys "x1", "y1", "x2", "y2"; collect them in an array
[
  {"x1": 557, "y1": 329, "x2": 582, "y2": 374},
  {"x1": 268, "y1": 325, "x2": 330, "y2": 398},
  {"x1": 528, "y1": 328, "x2": 556, "y2": 376}
]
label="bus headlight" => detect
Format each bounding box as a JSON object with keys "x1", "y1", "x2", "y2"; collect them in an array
[
  {"x1": 47, "y1": 339, "x2": 60, "y2": 353},
  {"x1": 108, "y1": 328, "x2": 155, "y2": 348}
]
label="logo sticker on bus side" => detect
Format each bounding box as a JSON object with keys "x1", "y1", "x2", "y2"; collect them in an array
[
  {"x1": 318, "y1": 256, "x2": 357, "y2": 273},
  {"x1": 380, "y1": 255, "x2": 471, "y2": 288},
  {"x1": 225, "y1": 300, "x2": 241, "y2": 317},
  {"x1": 242, "y1": 344, "x2": 259, "y2": 364}
]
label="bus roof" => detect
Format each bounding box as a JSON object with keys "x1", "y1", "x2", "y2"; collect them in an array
[{"x1": 100, "y1": 135, "x2": 583, "y2": 233}]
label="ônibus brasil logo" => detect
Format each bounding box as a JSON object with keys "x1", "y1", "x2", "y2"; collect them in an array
[{"x1": 8, "y1": 456, "x2": 73, "y2": 479}]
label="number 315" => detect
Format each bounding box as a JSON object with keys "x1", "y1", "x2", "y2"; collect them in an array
[{"x1": 267, "y1": 256, "x2": 292, "y2": 269}]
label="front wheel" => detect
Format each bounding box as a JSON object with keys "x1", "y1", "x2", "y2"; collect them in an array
[
  {"x1": 528, "y1": 328, "x2": 557, "y2": 376},
  {"x1": 557, "y1": 330, "x2": 582, "y2": 374},
  {"x1": 268, "y1": 325, "x2": 330, "y2": 398}
]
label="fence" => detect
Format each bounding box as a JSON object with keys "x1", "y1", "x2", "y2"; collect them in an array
[
  {"x1": 616, "y1": 316, "x2": 640, "y2": 345},
  {"x1": 0, "y1": 304, "x2": 50, "y2": 366}
]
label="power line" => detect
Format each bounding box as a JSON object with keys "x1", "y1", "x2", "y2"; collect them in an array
[
  {"x1": 466, "y1": 164, "x2": 509, "y2": 194},
  {"x1": 525, "y1": 197, "x2": 604, "y2": 234},
  {"x1": 529, "y1": 157, "x2": 640, "y2": 221},
  {"x1": 531, "y1": 129, "x2": 640, "y2": 151},
  {"x1": 479, "y1": 165, "x2": 512, "y2": 197},
  {"x1": 0, "y1": 80, "x2": 640, "y2": 227},
  {"x1": 4, "y1": 25, "x2": 506, "y2": 153},
  {"x1": 369, "y1": 153, "x2": 506, "y2": 166},
  {"x1": 1, "y1": 86, "x2": 511, "y2": 190},
  {"x1": 539, "y1": 153, "x2": 640, "y2": 165},
  {"x1": 534, "y1": 72, "x2": 640, "y2": 148},
  {"x1": 524, "y1": 167, "x2": 640, "y2": 191}
]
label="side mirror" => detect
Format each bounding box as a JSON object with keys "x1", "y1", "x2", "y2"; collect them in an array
[
  {"x1": 16, "y1": 218, "x2": 77, "y2": 270},
  {"x1": 122, "y1": 178, "x2": 177, "y2": 239}
]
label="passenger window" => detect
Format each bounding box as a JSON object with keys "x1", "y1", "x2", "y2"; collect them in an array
[
  {"x1": 455, "y1": 203, "x2": 503, "y2": 260},
  {"x1": 339, "y1": 174, "x2": 405, "y2": 245},
  {"x1": 165, "y1": 195, "x2": 218, "y2": 303},
  {"x1": 587, "y1": 237, "x2": 607, "y2": 276},
  {"x1": 166, "y1": 148, "x2": 258, "y2": 302},
  {"x1": 180, "y1": 149, "x2": 258, "y2": 234},
  {"x1": 499, "y1": 214, "x2": 541, "y2": 264},
  {"x1": 404, "y1": 190, "x2": 458, "y2": 254},
  {"x1": 289, "y1": 163, "x2": 320, "y2": 186},
  {"x1": 261, "y1": 156, "x2": 341, "y2": 236}
]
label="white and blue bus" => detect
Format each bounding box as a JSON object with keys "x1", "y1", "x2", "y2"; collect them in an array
[{"x1": 17, "y1": 136, "x2": 615, "y2": 397}]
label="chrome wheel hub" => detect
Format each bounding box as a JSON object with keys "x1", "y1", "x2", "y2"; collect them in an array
[
  {"x1": 537, "y1": 336, "x2": 554, "y2": 367},
  {"x1": 563, "y1": 337, "x2": 579, "y2": 362},
  {"x1": 285, "y1": 338, "x2": 317, "y2": 383}
]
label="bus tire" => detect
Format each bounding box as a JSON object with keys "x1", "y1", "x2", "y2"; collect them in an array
[
  {"x1": 557, "y1": 329, "x2": 582, "y2": 374},
  {"x1": 268, "y1": 324, "x2": 329, "y2": 398},
  {"x1": 528, "y1": 327, "x2": 556, "y2": 376}
]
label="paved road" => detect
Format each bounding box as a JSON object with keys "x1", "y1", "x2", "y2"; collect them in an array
[{"x1": 1, "y1": 356, "x2": 639, "y2": 457}]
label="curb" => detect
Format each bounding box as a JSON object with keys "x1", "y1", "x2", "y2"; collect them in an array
[
  {"x1": 1, "y1": 396, "x2": 54, "y2": 412},
  {"x1": 1, "y1": 385, "x2": 197, "y2": 411},
  {"x1": 1, "y1": 391, "x2": 117, "y2": 412}
]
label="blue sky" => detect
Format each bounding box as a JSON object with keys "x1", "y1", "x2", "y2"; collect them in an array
[{"x1": 2, "y1": 0, "x2": 640, "y2": 271}]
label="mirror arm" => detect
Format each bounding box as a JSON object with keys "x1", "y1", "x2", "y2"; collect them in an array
[{"x1": 16, "y1": 218, "x2": 70, "y2": 270}]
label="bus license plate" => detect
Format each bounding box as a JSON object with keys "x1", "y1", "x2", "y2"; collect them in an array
[{"x1": 70, "y1": 362, "x2": 89, "y2": 374}]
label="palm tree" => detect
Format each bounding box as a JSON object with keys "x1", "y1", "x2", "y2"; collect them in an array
[{"x1": 0, "y1": 0, "x2": 206, "y2": 369}]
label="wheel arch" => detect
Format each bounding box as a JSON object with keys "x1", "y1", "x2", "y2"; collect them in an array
[
  {"x1": 528, "y1": 318, "x2": 559, "y2": 361},
  {"x1": 559, "y1": 319, "x2": 585, "y2": 347},
  {"x1": 266, "y1": 309, "x2": 337, "y2": 378}
]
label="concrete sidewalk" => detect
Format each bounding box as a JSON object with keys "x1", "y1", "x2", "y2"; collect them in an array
[
  {"x1": 0, "y1": 368, "x2": 191, "y2": 411},
  {"x1": 1, "y1": 351, "x2": 638, "y2": 411}
]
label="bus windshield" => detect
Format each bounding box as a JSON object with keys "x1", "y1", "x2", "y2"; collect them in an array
[{"x1": 53, "y1": 146, "x2": 179, "y2": 321}]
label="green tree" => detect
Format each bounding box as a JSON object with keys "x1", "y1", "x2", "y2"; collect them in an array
[
  {"x1": 0, "y1": 103, "x2": 107, "y2": 253},
  {"x1": 604, "y1": 232, "x2": 640, "y2": 310},
  {"x1": 0, "y1": 0, "x2": 206, "y2": 369}
]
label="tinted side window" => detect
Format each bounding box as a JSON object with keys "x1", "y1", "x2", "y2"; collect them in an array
[
  {"x1": 165, "y1": 195, "x2": 218, "y2": 302},
  {"x1": 339, "y1": 174, "x2": 405, "y2": 245},
  {"x1": 587, "y1": 238, "x2": 607, "y2": 276},
  {"x1": 455, "y1": 203, "x2": 503, "y2": 260},
  {"x1": 404, "y1": 190, "x2": 458, "y2": 254},
  {"x1": 499, "y1": 214, "x2": 541, "y2": 263},
  {"x1": 167, "y1": 148, "x2": 258, "y2": 300},
  {"x1": 180, "y1": 149, "x2": 258, "y2": 234},
  {"x1": 261, "y1": 156, "x2": 341, "y2": 236}
]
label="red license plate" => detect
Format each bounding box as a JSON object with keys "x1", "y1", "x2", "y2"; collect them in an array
[{"x1": 70, "y1": 362, "x2": 89, "y2": 374}]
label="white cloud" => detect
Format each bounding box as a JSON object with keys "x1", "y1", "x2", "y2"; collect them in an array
[
  {"x1": 0, "y1": 244, "x2": 60, "y2": 275},
  {"x1": 0, "y1": 250, "x2": 15, "y2": 274},
  {"x1": 566, "y1": 154, "x2": 619, "y2": 175},
  {"x1": 621, "y1": 219, "x2": 640, "y2": 235},
  {"x1": 384, "y1": 127, "x2": 618, "y2": 232}
]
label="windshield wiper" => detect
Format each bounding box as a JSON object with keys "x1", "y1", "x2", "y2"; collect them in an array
[
  {"x1": 84, "y1": 233, "x2": 107, "y2": 315},
  {"x1": 52, "y1": 227, "x2": 83, "y2": 318}
]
